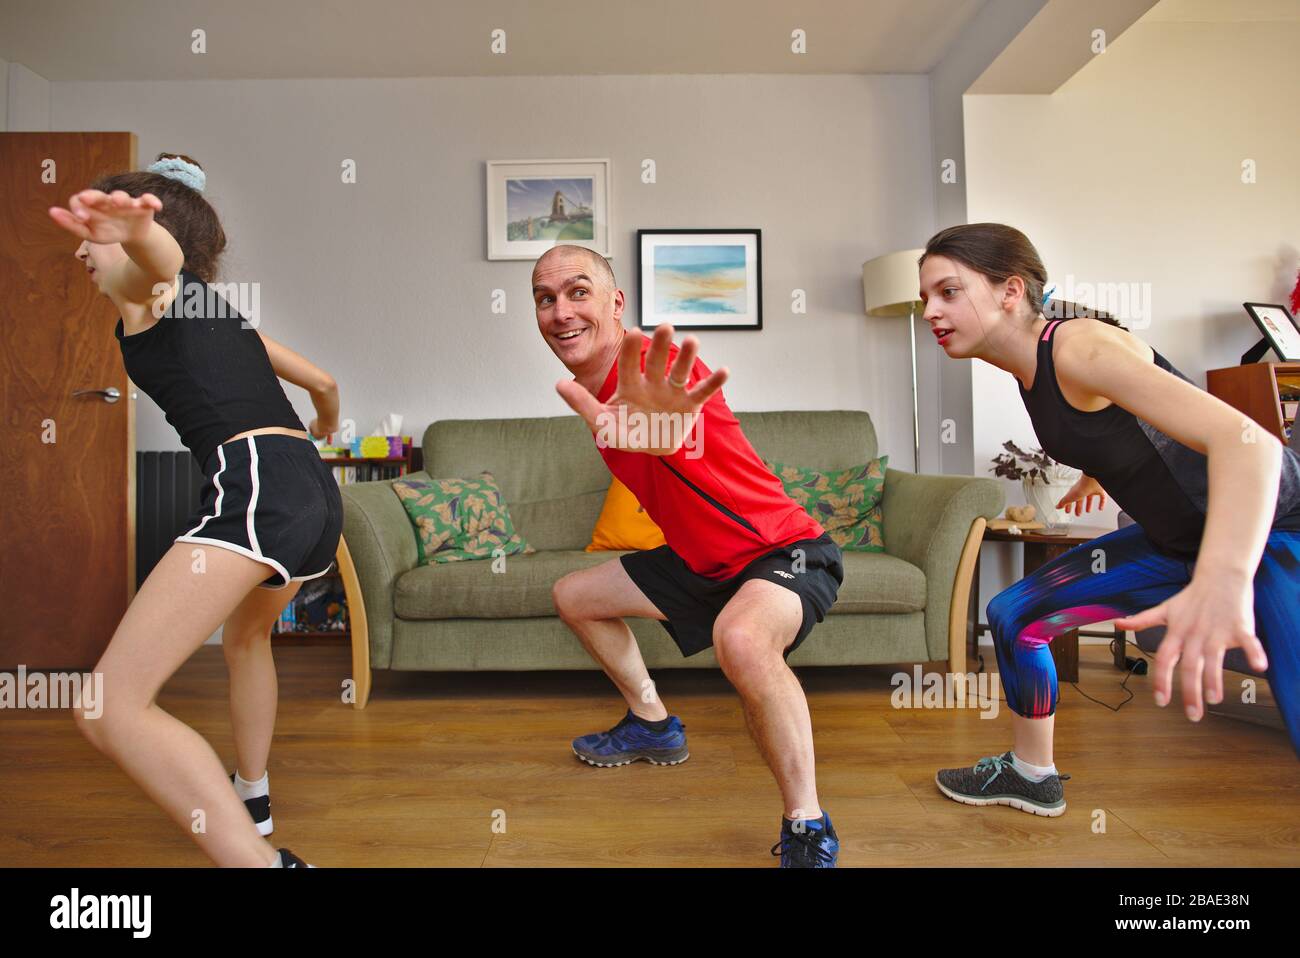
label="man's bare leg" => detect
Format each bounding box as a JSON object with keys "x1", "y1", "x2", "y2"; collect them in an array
[
  {"x1": 553, "y1": 558, "x2": 670, "y2": 720},
  {"x1": 712, "y1": 579, "x2": 820, "y2": 819}
]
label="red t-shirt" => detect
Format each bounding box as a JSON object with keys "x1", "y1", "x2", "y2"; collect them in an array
[{"x1": 589, "y1": 332, "x2": 824, "y2": 580}]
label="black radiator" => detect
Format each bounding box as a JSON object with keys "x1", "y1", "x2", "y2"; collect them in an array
[{"x1": 135, "y1": 451, "x2": 206, "y2": 588}]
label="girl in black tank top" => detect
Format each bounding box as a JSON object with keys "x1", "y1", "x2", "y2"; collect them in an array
[
  {"x1": 48, "y1": 154, "x2": 339, "y2": 867},
  {"x1": 916, "y1": 224, "x2": 1300, "y2": 811}
]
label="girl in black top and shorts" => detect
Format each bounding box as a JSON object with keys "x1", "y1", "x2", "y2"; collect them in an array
[{"x1": 49, "y1": 153, "x2": 340, "y2": 868}]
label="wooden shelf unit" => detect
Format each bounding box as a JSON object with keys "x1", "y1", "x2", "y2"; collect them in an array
[
  {"x1": 274, "y1": 451, "x2": 418, "y2": 640},
  {"x1": 1207, "y1": 362, "x2": 1300, "y2": 444}
]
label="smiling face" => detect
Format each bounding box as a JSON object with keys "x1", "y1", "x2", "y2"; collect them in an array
[
  {"x1": 532, "y1": 246, "x2": 626, "y2": 384},
  {"x1": 75, "y1": 238, "x2": 128, "y2": 294},
  {"x1": 918, "y1": 253, "x2": 1031, "y2": 360}
]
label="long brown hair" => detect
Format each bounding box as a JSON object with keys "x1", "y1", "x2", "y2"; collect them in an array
[
  {"x1": 919, "y1": 223, "x2": 1124, "y2": 329},
  {"x1": 91, "y1": 152, "x2": 227, "y2": 282}
]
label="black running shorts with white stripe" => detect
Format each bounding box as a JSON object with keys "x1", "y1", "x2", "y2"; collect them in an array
[{"x1": 176, "y1": 433, "x2": 344, "y2": 589}]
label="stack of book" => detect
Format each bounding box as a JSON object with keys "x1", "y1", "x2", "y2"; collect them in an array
[{"x1": 315, "y1": 436, "x2": 414, "y2": 485}]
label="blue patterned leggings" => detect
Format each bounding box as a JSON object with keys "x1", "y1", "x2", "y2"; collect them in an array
[{"x1": 988, "y1": 523, "x2": 1300, "y2": 757}]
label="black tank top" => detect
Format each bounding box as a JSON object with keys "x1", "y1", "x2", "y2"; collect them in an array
[
  {"x1": 115, "y1": 270, "x2": 306, "y2": 470},
  {"x1": 1018, "y1": 318, "x2": 1300, "y2": 559}
]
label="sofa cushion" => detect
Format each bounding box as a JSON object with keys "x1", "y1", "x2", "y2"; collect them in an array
[
  {"x1": 586, "y1": 477, "x2": 666, "y2": 552},
  {"x1": 421, "y1": 417, "x2": 612, "y2": 552},
  {"x1": 395, "y1": 549, "x2": 631, "y2": 620},
  {"x1": 418, "y1": 411, "x2": 882, "y2": 553},
  {"x1": 834, "y1": 551, "x2": 925, "y2": 614},
  {"x1": 393, "y1": 547, "x2": 924, "y2": 621},
  {"x1": 765, "y1": 456, "x2": 888, "y2": 553},
  {"x1": 392, "y1": 472, "x2": 534, "y2": 565}
]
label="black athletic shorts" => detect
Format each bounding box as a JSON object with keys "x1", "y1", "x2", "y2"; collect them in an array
[
  {"x1": 176, "y1": 433, "x2": 344, "y2": 589},
  {"x1": 620, "y1": 532, "x2": 844, "y2": 658}
]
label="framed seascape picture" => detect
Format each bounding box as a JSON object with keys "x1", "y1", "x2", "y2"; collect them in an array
[
  {"x1": 1244, "y1": 302, "x2": 1300, "y2": 362},
  {"x1": 637, "y1": 229, "x2": 762, "y2": 331},
  {"x1": 485, "y1": 159, "x2": 611, "y2": 261}
]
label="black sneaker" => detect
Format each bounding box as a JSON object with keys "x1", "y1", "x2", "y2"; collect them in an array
[
  {"x1": 935, "y1": 751, "x2": 1070, "y2": 817},
  {"x1": 231, "y1": 772, "x2": 273, "y2": 836},
  {"x1": 277, "y1": 848, "x2": 315, "y2": 868}
]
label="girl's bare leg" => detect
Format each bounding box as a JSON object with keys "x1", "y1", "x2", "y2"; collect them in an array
[
  {"x1": 73, "y1": 541, "x2": 284, "y2": 866},
  {"x1": 222, "y1": 582, "x2": 302, "y2": 780}
]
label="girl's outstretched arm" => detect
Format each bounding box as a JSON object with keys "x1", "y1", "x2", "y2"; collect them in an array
[
  {"x1": 257, "y1": 331, "x2": 339, "y2": 439},
  {"x1": 49, "y1": 189, "x2": 184, "y2": 304},
  {"x1": 1054, "y1": 325, "x2": 1280, "y2": 719}
]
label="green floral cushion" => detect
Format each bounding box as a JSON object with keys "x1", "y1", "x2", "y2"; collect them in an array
[
  {"x1": 764, "y1": 457, "x2": 888, "y2": 552},
  {"x1": 392, "y1": 472, "x2": 535, "y2": 565}
]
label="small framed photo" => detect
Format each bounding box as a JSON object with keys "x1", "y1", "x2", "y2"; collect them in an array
[
  {"x1": 637, "y1": 229, "x2": 762, "y2": 331},
  {"x1": 485, "y1": 159, "x2": 611, "y2": 261},
  {"x1": 1244, "y1": 302, "x2": 1300, "y2": 361}
]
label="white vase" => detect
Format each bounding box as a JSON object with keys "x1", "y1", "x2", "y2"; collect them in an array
[{"x1": 1022, "y1": 477, "x2": 1076, "y2": 526}]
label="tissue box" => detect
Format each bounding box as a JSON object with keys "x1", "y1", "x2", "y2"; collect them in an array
[
  {"x1": 352, "y1": 436, "x2": 394, "y2": 459},
  {"x1": 344, "y1": 435, "x2": 411, "y2": 459}
]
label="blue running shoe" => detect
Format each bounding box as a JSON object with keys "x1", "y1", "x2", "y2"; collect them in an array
[
  {"x1": 571, "y1": 709, "x2": 689, "y2": 767},
  {"x1": 770, "y1": 811, "x2": 839, "y2": 867}
]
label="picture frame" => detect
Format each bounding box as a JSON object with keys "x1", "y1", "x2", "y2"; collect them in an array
[
  {"x1": 1243, "y1": 302, "x2": 1300, "y2": 362},
  {"x1": 637, "y1": 229, "x2": 762, "y2": 331},
  {"x1": 485, "y1": 159, "x2": 611, "y2": 261}
]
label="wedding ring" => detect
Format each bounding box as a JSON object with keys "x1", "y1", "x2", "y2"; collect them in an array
[{"x1": 669, "y1": 376, "x2": 688, "y2": 388}]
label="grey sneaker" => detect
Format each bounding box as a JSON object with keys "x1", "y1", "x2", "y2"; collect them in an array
[{"x1": 935, "y1": 751, "x2": 1070, "y2": 817}]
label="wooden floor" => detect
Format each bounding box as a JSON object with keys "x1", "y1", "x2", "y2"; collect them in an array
[{"x1": 3, "y1": 642, "x2": 1298, "y2": 867}]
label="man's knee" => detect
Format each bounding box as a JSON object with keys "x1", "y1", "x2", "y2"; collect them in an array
[
  {"x1": 713, "y1": 620, "x2": 785, "y2": 687},
  {"x1": 552, "y1": 572, "x2": 588, "y2": 622}
]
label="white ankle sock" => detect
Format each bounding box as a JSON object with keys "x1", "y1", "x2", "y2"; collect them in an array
[
  {"x1": 269, "y1": 851, "x2": 283, "y2": 868},
  {"x1": 234, "y1": 770, "x2": 269, "y2": 801},
  {"x1": 1011, "y1": 752, "x2": 1057, "y2": 782}
]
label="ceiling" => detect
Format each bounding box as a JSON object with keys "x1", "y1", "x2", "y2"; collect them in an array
[
  {"x1": 0, "y1": 0, "x2": 986, "y2": 82},
  {"x1": 1142, "y1": 0, "x2": 1300, "y2": 21}
]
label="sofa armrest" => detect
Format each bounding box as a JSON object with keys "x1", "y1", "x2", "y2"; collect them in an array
[
  {"x1": 881, "y1": 469, "x2": 1004, "y2": 662},
  {"x1": 339, "y1": 480, "x2": 420, "y2": 673}
]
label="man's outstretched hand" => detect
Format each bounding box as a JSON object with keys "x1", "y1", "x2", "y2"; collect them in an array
[{"x1": 556, "y1": 324, "x2": 729, "y2": 456}]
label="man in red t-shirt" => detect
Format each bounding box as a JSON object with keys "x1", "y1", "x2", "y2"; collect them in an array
[{"x1": 534, "y1": 245, "x2": 844, "y2": 867}]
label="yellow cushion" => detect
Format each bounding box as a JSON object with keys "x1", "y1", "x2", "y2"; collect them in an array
[{"x1": 586, "y1": 478, "x2": 666, "y2": 552}]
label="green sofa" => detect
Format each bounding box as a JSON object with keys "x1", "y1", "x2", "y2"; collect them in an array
[{"x1": 337, "y1": 410, "x2": 1003, "y2": 707}]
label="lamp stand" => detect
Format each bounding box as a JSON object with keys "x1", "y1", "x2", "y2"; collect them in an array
[{"x1": 909, "y1": 303, "x2": 920, "y2": 473}]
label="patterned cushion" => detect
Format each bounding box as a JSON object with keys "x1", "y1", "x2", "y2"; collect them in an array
[
  {"x1": 764, "y1": 457, "x2": 888, "y2": 552},
  {"x1": 392, "y1": 472, "x2": 535, "y2": 565}
]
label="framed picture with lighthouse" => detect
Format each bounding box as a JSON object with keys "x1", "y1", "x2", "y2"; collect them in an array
[{"x1": 485, "y1": 159, "x2": 611, "y2": 261}]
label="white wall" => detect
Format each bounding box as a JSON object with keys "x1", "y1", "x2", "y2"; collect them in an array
[
  {"x1": 926, "y1": 0, "x2": 1047, "y2": 477},
  {"x1": 0, "y1": 57, "x2": 9, "y2": 131},
  {"x1": 50, "y1": 74, "x2": 936, "y2": 463},
  {"x1": 7, "y1": 61, "x2": 50, "y2": 130},
  {"x1": 964, "y1": 12, "x2": 1300, "y2": 626}
]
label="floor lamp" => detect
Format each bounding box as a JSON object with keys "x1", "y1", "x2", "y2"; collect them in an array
[{"x1": 862, "y1": 249, "x2": 925, "y2": 473}]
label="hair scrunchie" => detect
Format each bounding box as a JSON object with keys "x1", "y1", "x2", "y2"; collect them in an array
[{"x1": 147, "y1": 156, "x2": 206, "y2": 193}]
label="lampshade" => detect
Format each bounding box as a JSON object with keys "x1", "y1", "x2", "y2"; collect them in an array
[{"x1": 862, "y1": 248, "x2": 925, "y2": 317}]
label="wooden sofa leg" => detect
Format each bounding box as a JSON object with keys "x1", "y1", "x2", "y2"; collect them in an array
[
  {"x1": 947, "y1": 517, "x2": 987, "y2": 702},
  {"x1": 336, "y1": 535, "x2": 372, "y2": 709}
]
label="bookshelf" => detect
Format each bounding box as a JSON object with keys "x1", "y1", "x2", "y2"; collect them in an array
[
  {"x1": 271, "y1": 446, "x2": 418, "y2": 641},
  {"x1": 1207, "y1": 362, "x2": 1300, "y2": 444}
]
